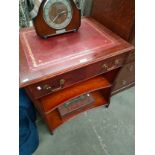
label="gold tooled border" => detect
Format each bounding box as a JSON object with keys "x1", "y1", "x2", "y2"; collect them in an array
[
  {"x1": 22, "y1": 29, "x2": 37, "y2": 67},
  {"x1": 22, "y1": 19, "x2": 118, "y2": 70}
]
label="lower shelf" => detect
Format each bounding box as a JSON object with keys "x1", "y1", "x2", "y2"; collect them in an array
[
  {"x1": 45, "y1": 88, "x2": 110, "y2": 132},
  {"x1": 37, "y1": 75, "x2": 112, "y2": 133},
  {"x1": 40, "y1": 75, "x2": 111, "y2": 113}
]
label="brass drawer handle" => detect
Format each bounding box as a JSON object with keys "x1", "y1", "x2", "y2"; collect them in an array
[
  {"x1": 115, "y1": 59, "x2": 120, "y2": 65},
  {"x1": 102, "y1": 64, "x2": 116, "y2": 71},
  {"x1": 51, "y1": 79, "x2": 65, "y2": 92},
  {"x1": 43, "y1": 84, "x2": 52, "y2": 90},
  {"x1": 122, "y1": 80, "x2": 127, "y2": 85},
  {"x1": 43, "y1": 79, "x2": 65, "y2": 92},
  {"x1": 102, "y1": 64, "x2": 108, "y2": 70},
  {"x1": 60, "y1": 79, "x2": 65, "y2": 87}
]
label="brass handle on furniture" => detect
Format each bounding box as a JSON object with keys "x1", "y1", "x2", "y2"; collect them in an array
[
  {"x1": 102, "y1": 64, "x2": 116, "y2": 71},
  {"x1": 115, "y1": 59, "x2": 120, "y2": 65},
  {"x1": 43, "y1": 79, "x2": 65, "y2": 92},
  {"x1": 51, "y1": 79, "x2": 65, "y2": 92},
  {"x1": 43, "y1": 84, "x2": 52, "y2": 90},
  {"x1": 122, "y1": 80, "x2": 127, "y2": 85},
  {"x1": 102, "y1": 64, "x2": 108, "y2": 70},
  {"x1": 60, "y1": 79, "x2": 65, "y2": 87}
]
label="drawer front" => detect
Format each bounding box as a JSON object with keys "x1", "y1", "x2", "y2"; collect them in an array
[
  {"x1": 28, "y1": 53, "x2": 127, "y2": 99},
  {"x1": 113, "y1": 61, "x2": 135, "y2": 91}
]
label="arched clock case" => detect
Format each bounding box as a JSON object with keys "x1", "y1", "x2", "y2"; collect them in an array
[{"x1": 32, "y1": 0, "x2": 81, "y2": 38}]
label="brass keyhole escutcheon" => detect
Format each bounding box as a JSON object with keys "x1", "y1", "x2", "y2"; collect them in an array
[
  {"x1": 60, "y1": 79, "x2": 65, "y2": 87},
  {"x1": 102, "y1": 64, "x2": 108, "y2": 70}
]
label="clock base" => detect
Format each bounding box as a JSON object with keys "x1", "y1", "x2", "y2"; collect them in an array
[{"x1": 41, "y1": 28, "x2": 79, "y2": 39}]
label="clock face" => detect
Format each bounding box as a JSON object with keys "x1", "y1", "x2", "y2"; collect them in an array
[{"x1": 43, "y1": 0, "x2": 73, "y2": 30}]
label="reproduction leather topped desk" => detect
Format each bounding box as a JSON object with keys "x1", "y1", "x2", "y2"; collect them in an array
[{"x1": 19, "y1": 17, "x2": 134, "y2": 133}]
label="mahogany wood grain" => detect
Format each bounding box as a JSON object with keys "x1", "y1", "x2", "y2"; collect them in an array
[
  {"x1": 91, "y1": 0, "x2": 135, "y2": 42},
  {"x1": 112, "y1": 61, "x2": 135, "y2": 92},
  {"x1": 20, "y1": 17, "x2": 134, "y2": 133},
  {"x1": 25, "y1": 88, "x2": 54, "y2": 133},
  {"x1": 26, "y1": 70, "x2": 116, "y2": 133},
  {"x1": 112, "y1": 82, "x2": 135, "y2": 95},
  {"x1": 125, "y1": 50, "x2": 135, "y2": 64},
  {"x1": 90, "y1": 0, "x2": 135, "y2": 93},
  {"x1": 45, "y1": 89, "x2": 110, "y2": 131},
  {"x1": 27, "y1": 53, "x2": 126, "y2": 99},
  {"x1": 112, "y1": 50, "x2": 135, "y2": 93},
  {"x1": 33, "y1": 0, "x2": 81, "y2": 38},
  {"x1": 39, "y1": 75, "x2": 111, "y2": 113},
  {"x1": 20, "y1": 17, "x2": 134, "y2": 88}
]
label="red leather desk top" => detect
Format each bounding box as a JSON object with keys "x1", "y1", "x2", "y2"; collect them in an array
[{"x1": 20, "y1": 17, "x2": 133, "y2": 88}]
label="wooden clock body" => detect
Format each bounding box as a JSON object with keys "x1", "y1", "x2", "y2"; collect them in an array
[{"x1": 33, "y1": 0, "x2": 81, "y2": 38}]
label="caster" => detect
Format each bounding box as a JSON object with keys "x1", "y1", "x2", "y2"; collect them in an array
[
  {"x1": 50, "y1": 131, "x2": 54, "y2": 135},
  {"x1": 74, "y1": 29, "x2": 78, "y2": 32},
  {"x1": 105, "y1": 104, "x2": 109, "y2": 108}
]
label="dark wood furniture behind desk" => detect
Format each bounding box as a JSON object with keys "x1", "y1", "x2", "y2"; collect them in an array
[
  {"x1": 20, "y1": 17, "x2": 134, "y2": 133},
  {"x1": 90, "y1": 0, "x2": 135, "y2": 94}
]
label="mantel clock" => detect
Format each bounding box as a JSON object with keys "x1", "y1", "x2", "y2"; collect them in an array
[{"x1": 30, "y1": 0, "x2": 81, "y2": 38}]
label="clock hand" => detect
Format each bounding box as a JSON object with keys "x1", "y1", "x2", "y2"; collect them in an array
[
  {"x1": 52, "y1": 14, "x2": 59, "y2": 23},
  {"x1": 52, "y1": 11, "x2": 68, "y2": 23},
  {"x1": 58, "y1": 10, "x2": 68, "y2": 15}
]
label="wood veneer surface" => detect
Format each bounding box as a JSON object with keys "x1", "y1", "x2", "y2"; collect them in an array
[
  {"x1": 20, "y1": 17, "x2": 133, "y2": 88},
  {"x1": 46, "y1": 90, "x2": 108, "y2": 131},
  {"x1": 20, "y1": 16, "x2": 134, "y2": 133},
  {"x1": 91, "y1": 0, "x2": 135, "y2": 41},
  {"x1": 40, "y1": 75, "x2": 111, "y2": 113},
  {"x1": 90, "y1": 0, "x2": 135, "y2": 93}
]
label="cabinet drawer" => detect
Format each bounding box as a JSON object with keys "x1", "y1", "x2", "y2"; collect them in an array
[
  {"x1": 27, "y1": 53, "x2": 127, "y2": 99},
  {"x1": 113, "y1": 62, "x2": 135, "y2": 91}
]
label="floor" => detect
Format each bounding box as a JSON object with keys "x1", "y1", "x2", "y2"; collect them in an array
[{"x1": 33, "y1": 87, "x2": 135, "y2": 155}]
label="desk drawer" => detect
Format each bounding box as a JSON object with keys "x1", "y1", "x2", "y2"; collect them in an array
[
  {"x1": 113, "y1": 61, "x2": 135, "y2": 91},
  {"x1": 28, "y1": 53, "x2": 127, "y2": 99}
]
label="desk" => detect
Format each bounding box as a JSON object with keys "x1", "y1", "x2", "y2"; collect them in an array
[{"x1": 20, "y1": 17, "x2": 134, "y2": 133}]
